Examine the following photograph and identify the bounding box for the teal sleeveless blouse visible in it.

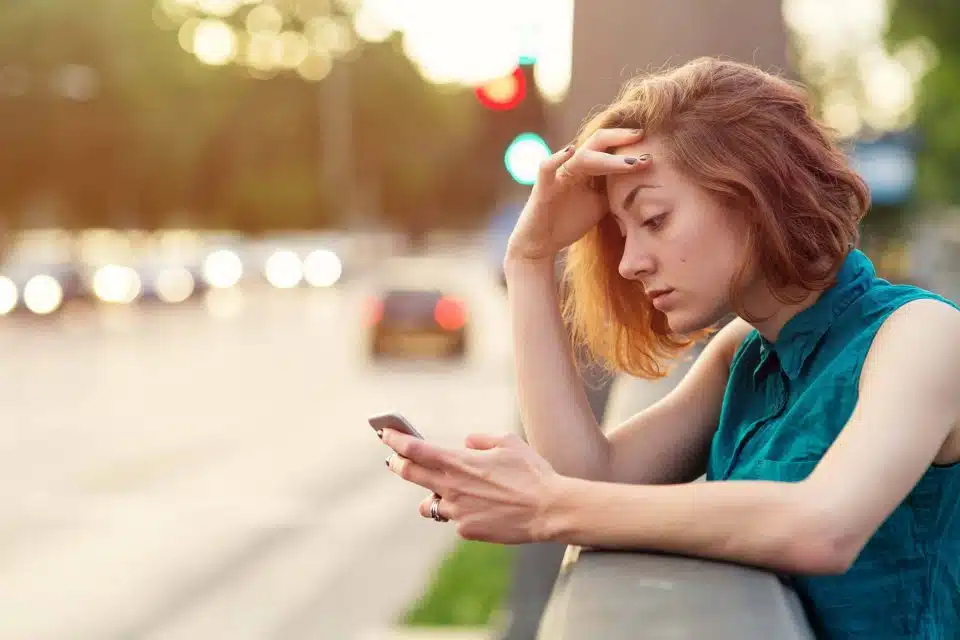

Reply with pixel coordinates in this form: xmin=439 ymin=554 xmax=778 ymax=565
xmin=706 ymin=249 xmax=959 ymax=639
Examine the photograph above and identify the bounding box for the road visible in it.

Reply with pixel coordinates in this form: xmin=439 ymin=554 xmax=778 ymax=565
xmin=0 ymin=253 xmax=516 ymax=640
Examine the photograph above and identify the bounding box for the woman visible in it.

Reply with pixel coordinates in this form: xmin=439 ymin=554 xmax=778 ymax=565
xmin=379 ymin=58 xmax=960 ymax=638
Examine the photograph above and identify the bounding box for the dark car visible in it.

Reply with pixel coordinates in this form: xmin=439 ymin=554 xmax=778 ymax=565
xmin=369 ymin=288 xmax=468 ymax=359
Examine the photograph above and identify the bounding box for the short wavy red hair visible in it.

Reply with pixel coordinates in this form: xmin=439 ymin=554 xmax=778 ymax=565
xmin=561 ymin=57 xmax=870 ymax=379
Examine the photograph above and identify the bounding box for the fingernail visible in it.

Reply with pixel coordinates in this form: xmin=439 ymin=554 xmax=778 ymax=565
xmin=376 ymin=429 xmax=383 ymax=439
xmin=385 ymin=457 xmax=391 ymax=468
xmin=638 ymin=153 xmax=651 ymax=162
xmin=564 ymin=144 xmax=575 ymax=153
xmin=624 ymin=157 xmax=638 ymax=165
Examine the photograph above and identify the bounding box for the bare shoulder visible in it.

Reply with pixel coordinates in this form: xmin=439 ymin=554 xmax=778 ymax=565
xmin=704 ymin=317 xmax=756 ymax=368
xmin=868 ymin=297 xmax=960 ymax=360
xmin=860 ymin=298 xmax=960 ymax=388
xmin=863 ymin=297 xmax=960 ymax=380
xmin=861 ymin=297 xmax=960 ymax=462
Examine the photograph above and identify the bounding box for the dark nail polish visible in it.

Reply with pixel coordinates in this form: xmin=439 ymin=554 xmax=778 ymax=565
xmin=376 ymin=429 xmax=383 ymax=439
xmin=565 ymin=144 xmax=574 ymax=152
xmin=385 ymin=458 xmax=390 ymax=467
xmin=624 ymin=157 xmax=638 ymax=165
xmin=638 ymin=153 xmax=652 ymax=161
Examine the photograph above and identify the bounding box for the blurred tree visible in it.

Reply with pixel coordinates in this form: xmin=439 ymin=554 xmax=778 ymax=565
xmin=0 ymin=0 xmax=490 ymax=233
xmin=886 ymin=0 xmax=960 ymax=207
xmin=350 ymin=37 xmax=483 ymax=233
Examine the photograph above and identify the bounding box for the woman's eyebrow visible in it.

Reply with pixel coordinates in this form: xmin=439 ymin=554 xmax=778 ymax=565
xmin=622 ymin=184 xmax=662 ymax=212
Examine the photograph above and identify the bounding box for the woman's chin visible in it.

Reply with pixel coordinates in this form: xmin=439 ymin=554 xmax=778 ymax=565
xmin=662 ymin=308 xmax=716 ymax=335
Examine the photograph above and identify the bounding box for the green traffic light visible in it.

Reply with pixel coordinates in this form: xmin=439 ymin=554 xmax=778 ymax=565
xmin=504 ymin=133 xmax=551 ymax=185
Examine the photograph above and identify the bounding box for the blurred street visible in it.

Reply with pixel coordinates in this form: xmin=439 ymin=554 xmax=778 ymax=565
xmin=0 ymin=248 xmax=514 ymax=640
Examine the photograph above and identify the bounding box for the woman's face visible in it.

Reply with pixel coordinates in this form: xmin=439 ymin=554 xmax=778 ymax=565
xmin=605 ymin=136 xmax=754 ymax=334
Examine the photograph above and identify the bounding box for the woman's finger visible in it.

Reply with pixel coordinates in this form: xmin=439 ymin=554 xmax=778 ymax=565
xmin=386 ymin=453 xmax=446 ymax=493
xmin=537 ymin=143 xmax=576 ymax=185
xmin=381 ymin=428 xmax=468 ymax=472
xmin=565 ymin=148 xmax=652 ymax=177
xmin=419 ymin=493 xmax=455 ymax=521
xmin=581 ymin=127 xmax=644 ymax=152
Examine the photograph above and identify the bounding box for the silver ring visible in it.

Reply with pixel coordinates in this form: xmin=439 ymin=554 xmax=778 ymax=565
xmin=430 ymin=495 xmax=449 ymax=522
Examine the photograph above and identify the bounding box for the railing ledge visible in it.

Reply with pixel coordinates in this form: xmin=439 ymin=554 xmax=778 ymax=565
xmin=537 ymin=545 xmax=815 ymax=640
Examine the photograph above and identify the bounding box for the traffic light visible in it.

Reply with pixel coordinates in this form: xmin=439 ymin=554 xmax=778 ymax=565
xmin=504 ymin=132 xmax=551 ymax=185
xmin=475 ymin=67 xmax=526 ymax=111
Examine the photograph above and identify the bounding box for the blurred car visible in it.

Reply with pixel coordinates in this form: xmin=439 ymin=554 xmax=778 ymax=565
xmin=368 ymin=289 xmax=469 ymax=359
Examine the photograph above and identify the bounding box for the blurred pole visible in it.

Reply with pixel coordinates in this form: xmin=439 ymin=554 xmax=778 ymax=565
xmin=320 ymin=60 xmax=356 ymax=225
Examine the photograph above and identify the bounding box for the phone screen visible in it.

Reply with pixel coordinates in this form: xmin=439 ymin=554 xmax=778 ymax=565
xmin=368 ymin=412 xmax=425 ymax=440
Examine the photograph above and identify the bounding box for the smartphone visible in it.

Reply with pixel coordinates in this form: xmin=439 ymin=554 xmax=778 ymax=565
xmin=368 ymin=411 xmax=425 ymax=440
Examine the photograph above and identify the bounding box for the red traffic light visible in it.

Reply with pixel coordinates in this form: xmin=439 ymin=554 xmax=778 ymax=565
xmin=475 ymin=67 xmax=526 ymax=111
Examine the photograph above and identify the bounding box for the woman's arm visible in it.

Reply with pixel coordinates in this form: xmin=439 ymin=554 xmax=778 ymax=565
xmin=507 ymin=250 xmax=750 ymax=484
xmin=540 ymin=299 xmax=960 ymax=575
xmin=604 ymin=318 xmax=752 ymax=484
xmin=504 ymin=254 xmax=611 ymax=480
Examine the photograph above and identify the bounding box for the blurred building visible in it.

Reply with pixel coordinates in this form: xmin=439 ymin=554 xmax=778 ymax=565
xmin=551 ymin=0 xmax=791 ymax=142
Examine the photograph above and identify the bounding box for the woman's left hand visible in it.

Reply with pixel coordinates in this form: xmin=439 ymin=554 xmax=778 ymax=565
xmin=380 ymin=429 xmax=562 ymax=544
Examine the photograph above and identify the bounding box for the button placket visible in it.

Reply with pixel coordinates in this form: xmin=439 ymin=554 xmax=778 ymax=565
xmin=721 ymin=362 xmax=790 ymax=480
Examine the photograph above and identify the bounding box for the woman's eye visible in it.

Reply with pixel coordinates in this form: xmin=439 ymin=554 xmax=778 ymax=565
xmin=644 ymin=212 xmax=668 ymax=230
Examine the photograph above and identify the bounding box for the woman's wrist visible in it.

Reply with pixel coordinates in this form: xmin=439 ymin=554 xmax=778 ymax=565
xmin=535 ymin=473 xmax=581 ymax=543
xmin=503 ymin=248 xmax=557 ymax=280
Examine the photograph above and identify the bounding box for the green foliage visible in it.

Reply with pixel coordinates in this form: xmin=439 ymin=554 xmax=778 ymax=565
xmin=403 ymin=540 xmax=513 ymax=627
xmin=887 ymin=1 xmax=960 ymax=206
xmin=0 ymin=1 xmax=498 ymax=231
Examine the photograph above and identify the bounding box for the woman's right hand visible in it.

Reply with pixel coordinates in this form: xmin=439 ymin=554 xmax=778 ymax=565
xmin=505 ymin=128 xmax=651 ymax=263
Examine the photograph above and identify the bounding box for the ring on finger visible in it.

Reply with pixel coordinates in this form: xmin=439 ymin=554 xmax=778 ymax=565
xmin=558 ymin=162 xmax=577 ymax=179
xmin=430 ymin=494 xmax=449 ymax=523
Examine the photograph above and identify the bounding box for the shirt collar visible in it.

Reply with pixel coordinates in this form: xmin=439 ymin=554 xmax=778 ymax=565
xmin=753 ymin=249 xmax=874 ymax=382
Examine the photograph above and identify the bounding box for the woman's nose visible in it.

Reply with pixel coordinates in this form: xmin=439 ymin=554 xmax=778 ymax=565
xmin=618 ymin=252 xmax=655 ymax=281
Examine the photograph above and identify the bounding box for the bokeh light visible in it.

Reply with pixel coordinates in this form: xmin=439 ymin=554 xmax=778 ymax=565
xmin=203 ymin=249 xmax=244 ymax=289
xmin=193 ymin=20 xmax=238 ymax=66
xmin=161 ymin=0 xmax=575 ymax=96
xmin=23 ymin=275 xmax=63 ymax=315
xmin=197 ymin=0 xmax=242 ymax=18
xmin=246 ymin=4 xmax=283 ymax=35
xmin=296 ymin=53 xmax=333 ymax=81
xmin=93 ymin=265 xmax=142 ymax=304
xmin=305 ymin=16 xmax=354 ymax=57
xmin=504 ymin=133 xmax=551 ymax=185
xmin=264 ymin=251 xmax=304 ymax=288
xmin=246 ymin=32 xmax=285 ymax=71
xmin=279 ymin=31 xmax=311 ymax=69
xmin=155 ymin=267 xmax=196 ymax=303
xmin=0 ymin=276 xmax=18 ymax=315
xmin=303 ymin=249 xmax=343 ymax=287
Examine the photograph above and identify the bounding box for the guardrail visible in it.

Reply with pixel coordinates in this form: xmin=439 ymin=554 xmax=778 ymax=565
xmin=534 ymin=347 xmax=816 ymax=639
xmin=537 ymin=545 xmax=814 ymax=639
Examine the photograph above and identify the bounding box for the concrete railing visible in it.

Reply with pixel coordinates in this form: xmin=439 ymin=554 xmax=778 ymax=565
xmin=537 ymin=546 xmax=815 ymax=639
xmin=534 ymin=350 xmax=816 ymax=639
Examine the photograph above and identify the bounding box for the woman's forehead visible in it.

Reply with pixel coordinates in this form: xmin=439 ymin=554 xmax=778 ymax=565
xmin=605 ymin=136 xmax=674 ymax=202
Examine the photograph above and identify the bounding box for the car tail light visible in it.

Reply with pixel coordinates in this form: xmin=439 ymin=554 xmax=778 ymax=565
xmin=367 ymin=297 xmax=384 ymax=325
xmin=434 ymin=296 xmax=466 ymax=331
